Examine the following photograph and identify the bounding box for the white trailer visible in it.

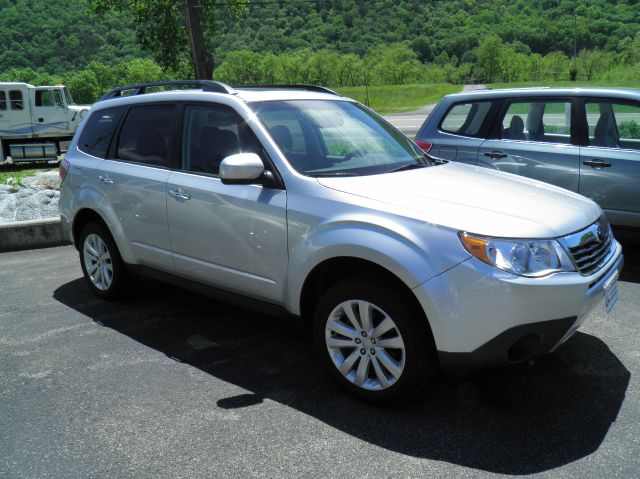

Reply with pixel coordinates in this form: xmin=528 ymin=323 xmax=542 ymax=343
xmin=0 ymin=82 xmax=89 ymax=164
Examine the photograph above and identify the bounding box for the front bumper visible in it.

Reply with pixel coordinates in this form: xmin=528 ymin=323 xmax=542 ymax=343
xmin=413 ymin=241 xmax=623 ymax=370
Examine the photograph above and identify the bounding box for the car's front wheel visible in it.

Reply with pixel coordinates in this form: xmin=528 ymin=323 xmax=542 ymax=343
xmin=313 ymin=275 xmax=438 ymax=404
xmin=79 ymin=220 xmax=130 ymax=300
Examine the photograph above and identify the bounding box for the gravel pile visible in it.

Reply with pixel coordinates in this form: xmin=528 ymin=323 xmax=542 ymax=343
xmin=0 ymin=171 xmax=61 ymax=223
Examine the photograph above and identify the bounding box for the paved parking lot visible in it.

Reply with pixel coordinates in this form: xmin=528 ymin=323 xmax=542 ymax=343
xmin=1 ymin=243 xmax=639 ymax=478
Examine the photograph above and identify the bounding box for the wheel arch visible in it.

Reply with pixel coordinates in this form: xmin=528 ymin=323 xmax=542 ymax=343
xmin=298 ymin=256 xmax=436 ymax=346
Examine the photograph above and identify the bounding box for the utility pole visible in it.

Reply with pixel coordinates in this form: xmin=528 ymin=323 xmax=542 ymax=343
xmin=183 ymin=0 xmax=214 ymax=80
xmin=570 ymin=12 xmax=577 ymax=81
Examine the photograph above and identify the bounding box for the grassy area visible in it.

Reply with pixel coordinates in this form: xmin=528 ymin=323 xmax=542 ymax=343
xmin=489 ymin=80 xmax=640 ymax=89
xmin=0 ymin=166 xmax=55 ymax=186
xmin=335 ymin=84 xmax=462 ymax=114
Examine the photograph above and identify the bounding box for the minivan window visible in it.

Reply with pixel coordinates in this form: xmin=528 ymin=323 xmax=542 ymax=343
xmin=181 ymin=104 xmax=261 ymax=175
xmin=586 ymin=101 xmax=640 ymax=150
xmin=0 ymin=91 xmax=6 ymax=110
xmin=78 ymin=106 xmax=125 ymax=158
xmin=501 ymin=101 xmax=571 ymax=143
xmin=117 ymin=104 xmax=176 ymax=167
xmin=440 ymin=101 xmax=492 ymax=137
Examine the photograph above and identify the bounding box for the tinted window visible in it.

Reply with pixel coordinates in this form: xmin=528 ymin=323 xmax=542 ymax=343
xmin=78 ymin=107 xmax=124 ymax=158
xmin=0 ymin=92 xmax=6 ymax=110
xmin=182 ymin=104 xmax=261 ymax=175
xmin=117 ymin=104 xmax=176 ymax=167
xmin=586 ymin=101 xmax=640 ymax=150
xmin=440 ymin=101 xmax=492 ymax=137
xmin=502 ymin=100 xmax=571 ymax=143
xmin=9 ymin=90 xmax=23 ymax=110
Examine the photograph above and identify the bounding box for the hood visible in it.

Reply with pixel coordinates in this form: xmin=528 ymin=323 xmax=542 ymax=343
xmin=317 ymin=162 xmax=600 ymax=238
xmin=68 ymin=104 xmax=91 ymax=112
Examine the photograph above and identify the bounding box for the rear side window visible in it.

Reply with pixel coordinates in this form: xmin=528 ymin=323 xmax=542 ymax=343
xmin=501 ymin=100 xmax=571 ymax=144
xmin=0 ymin=91 xmax=6 ymax=110
xmin=9 ymin=90 xmax=23 ymax=110
xmin=117 ymin=104 xmax=176 ymax=167
xmin=440 ymin=101 xmax=492 ymax=137
xmin=78 ymin=107 xmax=124 ymax=158
xmin=586 ymin=100 xmax=640 ymax=150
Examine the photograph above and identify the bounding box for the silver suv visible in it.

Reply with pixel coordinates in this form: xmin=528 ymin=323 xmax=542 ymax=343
xmin=59 ymin=81 xmax=623 ymax=403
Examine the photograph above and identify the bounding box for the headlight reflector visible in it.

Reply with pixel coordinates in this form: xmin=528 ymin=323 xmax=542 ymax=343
xmin=459 ymin=232 xmax=575 ymax=277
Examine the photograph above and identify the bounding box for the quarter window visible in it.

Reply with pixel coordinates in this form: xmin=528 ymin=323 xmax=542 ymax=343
xmin=440 ymin=101 xmax=492 ymax=137
xmin=181 ymin=104 xmax=261 ymax=175
xmin=586 ymin=101 xmax=640 ymax=150
xmin=78 ymin=106 xmax=125 ymax=158
xmin=501 ymin=101 xmax=571 ymax=143
xmin=0 ymin=92 xmax=6 ymax=110
xmin=9 ymin=90 xmax=23 ymax=110
xmin=117 ymin=104 xmax=176 ymax=167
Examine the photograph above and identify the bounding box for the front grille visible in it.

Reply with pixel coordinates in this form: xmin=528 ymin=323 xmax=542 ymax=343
xmin=563 ymin=218 xmax=614 ymax=276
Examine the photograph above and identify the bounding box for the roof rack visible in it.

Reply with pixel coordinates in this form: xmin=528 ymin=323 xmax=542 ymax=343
xmin=236 ymin=84 xmax=341 ymax=96
xmin=98 ymin=80 xmax=236 ymax=101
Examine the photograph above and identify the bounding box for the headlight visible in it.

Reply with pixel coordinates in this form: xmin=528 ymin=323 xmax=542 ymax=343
xmin=459 ymin=232 xmax=575 ymax=277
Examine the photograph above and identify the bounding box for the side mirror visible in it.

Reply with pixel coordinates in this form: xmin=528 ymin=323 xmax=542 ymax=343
xmin=219 ymin=153 xmax=265 ymax=184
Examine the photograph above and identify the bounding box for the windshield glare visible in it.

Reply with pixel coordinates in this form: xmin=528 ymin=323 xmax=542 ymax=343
xmin=253 ymin=100 xmax=429 ymax=176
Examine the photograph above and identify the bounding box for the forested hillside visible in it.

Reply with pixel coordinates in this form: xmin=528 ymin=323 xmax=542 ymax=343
xmin=215 ymin=0 xmax=640 ymax=61
xmin=1 ymin=0 xmax=639 ymax=102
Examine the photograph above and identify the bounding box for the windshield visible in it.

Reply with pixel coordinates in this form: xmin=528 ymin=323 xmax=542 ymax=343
xmin=62 ymin=87 xmax=75 ymax=105
xmin=253 ymin=100 xmax=431 ymax=176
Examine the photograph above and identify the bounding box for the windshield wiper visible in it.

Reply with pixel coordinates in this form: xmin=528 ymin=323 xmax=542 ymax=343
xmin=310 ymin=171 xmax=360 ymax=177
xmin=385 ymin=163 xmax=428 ymax=174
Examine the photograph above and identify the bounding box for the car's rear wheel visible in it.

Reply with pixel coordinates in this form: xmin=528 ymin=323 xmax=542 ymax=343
xmin=79 ymin=221 xmax=130 ymax=300
xmin=313 ymin=275 xmax=438 ymax=404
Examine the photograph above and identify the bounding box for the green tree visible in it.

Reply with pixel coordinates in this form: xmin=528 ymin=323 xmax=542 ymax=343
xmin=66 ymin=70 xmax=100 ymax=103
xmin=88 ymin=0 xmax=246 ymax=79
xmin=476 ymin=35 xmax=503 ymax=82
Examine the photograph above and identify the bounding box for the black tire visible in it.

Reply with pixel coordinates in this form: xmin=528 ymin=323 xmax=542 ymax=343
xmin=78 ymin=220 xmax=131 ymax=300
xmin=312 ymin=274 xmax=438 ymax=404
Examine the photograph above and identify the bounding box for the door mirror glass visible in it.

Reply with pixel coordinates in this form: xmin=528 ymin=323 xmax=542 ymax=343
xmin=219 ymin=153 xmax=264 ymax=183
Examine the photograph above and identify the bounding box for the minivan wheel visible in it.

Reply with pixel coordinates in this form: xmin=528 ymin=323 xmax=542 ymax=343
xmin=79 ymin=221 xmax=130 ymax=300
xmin=313 ymin=275 xmax=437 ymax=404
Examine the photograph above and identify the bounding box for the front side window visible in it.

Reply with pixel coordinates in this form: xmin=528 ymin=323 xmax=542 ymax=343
xmin=253 ymin=100 xmax=429 ymax=176
xmin=440 ymin=101 xmax=492 ymax=137
xmin=9 ymin=90 xmax=23 ymax=110
xmin=181 ymin=104 xmax=261 ymax=175
xmin=117 ymin=104 xmax=176 ymax=167
xmin=36 ymin=90 xmax=53 ymax=107
xmin=78 ymin=106 xmax=125 ymax=158
xmin=586 ymin=100 xmax=640 ymax=150
xmin=501 ymin=100 xmax=571 ymax=143
xmin=0 ymin=92 xmax=6 ymax=110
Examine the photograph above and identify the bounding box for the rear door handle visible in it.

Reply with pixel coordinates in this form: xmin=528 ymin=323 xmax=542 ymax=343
xmin=168 ymin=189 xmax=192 ymax=201
xmin=583 ymin=159 xmax=612 ymax=169
xmin=98 ymin=175 xmax=114 ymax=184
xmin=484 ymin=151 xmax=508 ymax=159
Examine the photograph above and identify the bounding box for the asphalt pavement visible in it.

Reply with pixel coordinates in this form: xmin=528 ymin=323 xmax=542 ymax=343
xmin=1 ymin=243 xmax=639 ymax=478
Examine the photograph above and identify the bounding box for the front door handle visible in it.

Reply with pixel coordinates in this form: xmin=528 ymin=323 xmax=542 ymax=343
xmin=583 ymin=159 xmax=612 ymax=169
xmin=168 ymin=189 xmax=192 ymax=201
xmin=484 ymin=151 xmax=508 ymax=159
xmin=98 ymin=175 xmax=114 ymax=184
